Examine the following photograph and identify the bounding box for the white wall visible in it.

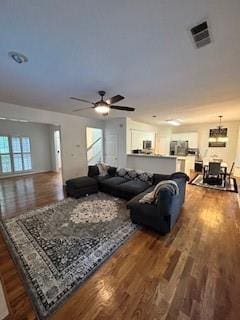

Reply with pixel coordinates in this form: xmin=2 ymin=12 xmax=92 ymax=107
xmin=0 ymin=119 xmax=54 ymax=175
xmin=126 ymin=118 xmax=159 ymax=153
xmin=126 ymin=119 xmax=173 ymax=156
xmin=0 ymin=101 xmax=104 ymax=182
xmin=172 ymin=121 xmax=240 ymax=168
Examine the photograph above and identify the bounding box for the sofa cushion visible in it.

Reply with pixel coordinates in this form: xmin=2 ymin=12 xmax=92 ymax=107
xmin=66 ymin=176 xmax=97 ymax=189
xmin=94 ymin=175 xmax=112 ymax=183
xmin=116 ymin=180 xmax=150 ymax=196
xmin=100 ymin=176 xmax=130 ymax=187
xmin=127 ymin=186 xmax=154 ymax=209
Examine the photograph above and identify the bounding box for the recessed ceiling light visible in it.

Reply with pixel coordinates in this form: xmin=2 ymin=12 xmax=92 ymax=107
xmin=9 ymin=118 xmax=29 ymax=122
xmin=166 ymin=119 xmax=182 ymax=126
xmin=8 ymin=51 xmax=28 ymax=64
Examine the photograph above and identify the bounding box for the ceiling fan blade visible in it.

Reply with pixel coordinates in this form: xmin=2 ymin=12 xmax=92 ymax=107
xmin=110 ymin=105 xmax=135 ymax=112
xmin=107 ymin=95 xmax=124 ymax=105
xmin=72 ymin=106 xmax=94 ymax=112
xmin=70 ymin=97 xmax=95 ymax=105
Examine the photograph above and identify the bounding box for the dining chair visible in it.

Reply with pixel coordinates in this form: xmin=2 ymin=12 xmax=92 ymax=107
xmin=209 ymin=162 xmax=221 ymax=175
xmin=224 ymin=162 xmax=235 ymax=184
xmin=203 ymin=162 xmax=222 ymax=185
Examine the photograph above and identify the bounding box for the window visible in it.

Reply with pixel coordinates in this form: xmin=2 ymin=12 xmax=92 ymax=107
xmin=0 ymin=136 xmax=32 ymax=174
xmin=0 ymin=136 xmax=12 ymax=173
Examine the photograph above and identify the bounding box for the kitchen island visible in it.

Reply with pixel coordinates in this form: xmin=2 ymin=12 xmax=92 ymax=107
xmin=127 ymin=154 xmax=177 ymax=174
xmin=177 ymin=155 xmax=196 ymax=176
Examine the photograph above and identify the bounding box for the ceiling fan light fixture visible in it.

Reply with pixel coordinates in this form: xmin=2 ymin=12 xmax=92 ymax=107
xmin=95 ymin=103 xmax=110 ymax=114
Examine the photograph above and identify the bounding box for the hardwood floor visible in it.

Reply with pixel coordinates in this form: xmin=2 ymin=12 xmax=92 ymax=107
xmin=0 ymin=172 xmax=240 ymax=320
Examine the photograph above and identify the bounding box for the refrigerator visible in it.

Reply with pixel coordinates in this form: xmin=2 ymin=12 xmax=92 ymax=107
xmin=170 ymin=140 xmax=188 ymax=156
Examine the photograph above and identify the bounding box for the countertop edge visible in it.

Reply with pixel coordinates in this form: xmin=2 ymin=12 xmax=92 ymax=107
xmin=127 ymin=154 xmax=177 ymax=159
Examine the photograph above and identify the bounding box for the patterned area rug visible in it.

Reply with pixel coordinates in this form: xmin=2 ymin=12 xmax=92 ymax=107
xmin=0 ymin=193 xmax=137 ymax=319
xmin=189 ymin=174 xmax=238 ymax=193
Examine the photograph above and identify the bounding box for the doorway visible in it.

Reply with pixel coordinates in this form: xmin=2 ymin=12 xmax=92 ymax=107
xmin=54 ymin=130 xmax=62 ymax=172
xmin=86 ymin=127 xmax=103 ymax=165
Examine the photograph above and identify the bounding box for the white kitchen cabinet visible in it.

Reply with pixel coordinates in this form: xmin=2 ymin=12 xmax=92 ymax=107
xmin=171 ymin=132 xmax=198 ymax=148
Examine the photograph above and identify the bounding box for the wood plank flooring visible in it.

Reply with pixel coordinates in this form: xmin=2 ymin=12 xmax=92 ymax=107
xmin=0 ymin=172 xmax=240 ymax=320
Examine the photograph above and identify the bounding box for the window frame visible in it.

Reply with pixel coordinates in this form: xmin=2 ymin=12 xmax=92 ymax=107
xmin=0 ymin=136 xmax=12 ymax=173
xmin=0 ymin=135 xmax=33 ymax=175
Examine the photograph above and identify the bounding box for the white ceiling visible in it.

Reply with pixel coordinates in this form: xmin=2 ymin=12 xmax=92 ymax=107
xmin=0 ymin=0 xmax=240 ymax=125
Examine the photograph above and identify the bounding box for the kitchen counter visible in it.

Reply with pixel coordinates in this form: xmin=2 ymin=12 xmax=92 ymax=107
xmin=177 ymin=155 xmax=196 ymax=175
xmin=127 ymin=153 xmax=177 ymax=159
xmin=127 ymin=154 xmax=177 ymax=174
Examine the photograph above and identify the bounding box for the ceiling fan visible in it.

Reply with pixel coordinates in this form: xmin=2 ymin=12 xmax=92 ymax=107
xmin=70 ymin=91 xmax=135 ymax=116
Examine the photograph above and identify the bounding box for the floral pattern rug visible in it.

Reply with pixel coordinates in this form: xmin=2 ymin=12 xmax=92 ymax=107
xmin=0 ymin=193 xmax=137 ymax=319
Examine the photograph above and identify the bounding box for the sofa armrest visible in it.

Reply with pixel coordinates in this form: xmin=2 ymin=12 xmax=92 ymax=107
xmin=152 ymin=173 xmax=171 ymax=185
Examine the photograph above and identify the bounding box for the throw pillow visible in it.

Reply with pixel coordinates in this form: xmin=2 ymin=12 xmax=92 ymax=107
xmin=117 ymin=168 xmax=127 ymax=177
xmin=127 ymin=170 xmax=137 ymax=179
xmin=97 ymin=163 xmax=110 ymax=176
xmin=108 ymin=166 xmax=117 ymax=176
xmin=136 ymin=170 xmax=153 ymax=184
xmin=88 ymin=165 xmax=100 ymax=177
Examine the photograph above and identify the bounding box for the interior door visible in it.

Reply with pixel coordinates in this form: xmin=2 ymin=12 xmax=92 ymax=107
xmin=54 ymin=130 xmax=62 ymax=172
xmin=104 ymin=131 xmax=118 ymax=166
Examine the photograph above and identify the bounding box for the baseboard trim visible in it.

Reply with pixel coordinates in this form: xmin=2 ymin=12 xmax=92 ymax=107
xmin=0 ymin=170 xmax=55 ymax=179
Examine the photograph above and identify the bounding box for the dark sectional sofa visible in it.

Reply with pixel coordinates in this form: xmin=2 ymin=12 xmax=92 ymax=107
xmin=66 ymin=165 xmax=189 ymax=234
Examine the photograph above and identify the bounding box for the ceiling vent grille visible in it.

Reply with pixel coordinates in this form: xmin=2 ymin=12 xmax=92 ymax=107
xmin=190 ymin=21 xmax=211 ymax=48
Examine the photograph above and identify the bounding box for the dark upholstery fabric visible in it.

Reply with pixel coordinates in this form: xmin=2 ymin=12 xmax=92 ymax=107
xmin=115 ymin=180 xmax=150 ymax=200
xmin=65 ymin=176 xmax=98 ymax=198
xmin=107 ymin=166 xmax=117 ymax=176
xmin=66 ymin=176 xmax=97 ymax=188
xmin=93 ymin=175 xmax=112 ymax=183
xmin=100 ymin=176 xmax=130 ymax=187
xmin=98 ymin=176 xmax=130 ymax=196
xmin=66 ymin=185 xmax=98 ymax=198
xmin=170 ymin=172 xmax=189 ymax=182
xmin=127 ymin=186 xmax=154 ymax=208
xmin=88 ymin=165 xmax=100 ymax=177
xmin=86 ymin=165 xmax=187 ymax=234
xmin=127 ymin=177 xmax=186 ymax=234
xmin=152 ymin=173 xmax=171 ymax=185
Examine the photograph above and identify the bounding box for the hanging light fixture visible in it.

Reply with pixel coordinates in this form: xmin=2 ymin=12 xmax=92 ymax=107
xmin=209 ymin=115 xmax=228 ymax=143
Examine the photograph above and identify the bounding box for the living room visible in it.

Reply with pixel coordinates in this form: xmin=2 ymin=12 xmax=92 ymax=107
xmin=0 ymin=1 xmax=240 ymax=320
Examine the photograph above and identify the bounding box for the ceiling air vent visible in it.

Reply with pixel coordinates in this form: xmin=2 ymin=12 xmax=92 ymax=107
xmin=190 ymin=21 xmax=211 ymax=48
